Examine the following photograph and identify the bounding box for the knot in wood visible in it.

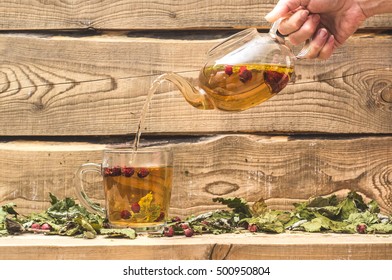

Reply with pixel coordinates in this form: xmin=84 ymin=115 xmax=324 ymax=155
xmin=380 ymin=86 xmax=392 ymax=103
xmin=204 ymin=181 xmax=239 ymax=195
xmin=371 ymin=78 xmax=392 ymax=102
xmin=168 ymin=11 xmax=177 ymax=18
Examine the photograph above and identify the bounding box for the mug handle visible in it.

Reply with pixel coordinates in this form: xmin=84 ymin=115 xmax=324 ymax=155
xmin=75 ymin=163 xmax=105 ymax=215
xmin=269 ymin=18 xmax=312 ymax=59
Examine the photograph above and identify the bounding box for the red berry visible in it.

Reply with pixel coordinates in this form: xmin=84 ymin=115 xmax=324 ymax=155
xmin=122 ymin=167 xmax=135 ymax=177
xmin=180 ymin=223 xmax=189 ymax=230
xmin=263 ymin=70 xmax=289 ymax=93
xmin=224 ymin=65 xmax=233 ymax=76
xmin=248 ymin=224 xmax=258 ymax=232
xmin=239 ymin=67 xmax=252 ymax=83
xmin=239 ymin=66 xmax=247 ymax=73
xmin=356 ymin=224 xmax=367 ymax=234
xmin=31 ymin=223 xmax=40 ymax=230
xmin=171 ymin=216 xmax=181 ymax=223
xmin=120 ymin=209 xmax=131 ymax=219
xmin=241 ymin=221 xmax=249 ymax=229
xmin=137 ymin=168 xmax=150 ymax=178
xmin=184 ymin=228 xmax=194 ymax=237
xmin=155 ymin=212 xmax=165 ymax=222
xmin=103 ymin=167 xmax=112 ymax=177
xmin=131 ymin=203 xmax=140 ymax=213
xmin=40 ymin=223 xmax=51 ymax=231
xmin=200 ymin=221 xmax=209 ymax=230
xmin=111 ymin=166 xmax=122 ymax=176
xmin=164 ymin=226 xmax=174 ymax=237
xmin=104 ymin=166 xmax=121 ymax=176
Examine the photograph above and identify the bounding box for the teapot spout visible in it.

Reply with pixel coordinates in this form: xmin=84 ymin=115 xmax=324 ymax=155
xmin=158 ymin=72 xmax=215 ymax=110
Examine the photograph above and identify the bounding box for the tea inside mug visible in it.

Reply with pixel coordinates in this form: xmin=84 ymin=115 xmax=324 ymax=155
xmin=101 ymin=149 xmax=173 ymax=231
xmin=103 ymin=165 xmax=173 ymax=229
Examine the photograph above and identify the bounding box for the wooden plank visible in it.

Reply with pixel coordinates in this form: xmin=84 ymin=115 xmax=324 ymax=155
xmin=0 ymin=141 xmax=106 ymax=214
xmin=0 ymin=0 xmax=391 ymax=31
xmin=0 ymin=33 xmax=392 ymax=135
xmin=1 ymin=233 xmax=392 ymax=260
xmin=1 ymin=135 xmax=391 ymax=217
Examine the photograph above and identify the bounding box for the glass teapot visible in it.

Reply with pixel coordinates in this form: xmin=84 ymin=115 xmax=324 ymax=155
xmin=159 ymin=20 xmax=310 ymax=111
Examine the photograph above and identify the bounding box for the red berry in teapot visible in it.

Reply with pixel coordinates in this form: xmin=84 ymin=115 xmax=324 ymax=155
xmin=224 ymin=65 xmax=233 ymax=76
xmin=263 ymin=70 xmax=289 ymax=94
xmin=239 ymin=66 xmax=252 ymax=83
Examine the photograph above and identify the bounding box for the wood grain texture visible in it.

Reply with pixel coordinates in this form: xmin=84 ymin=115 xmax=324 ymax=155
xmin=0 ymin=0 xmax=391 ymax=31
xmin=0 ymin=33 xmax=392 ymax=135
xmin=1 ymin=135 xmax=391 ymax=217
xmin=1 ymin=233 xmax=392 ymax=260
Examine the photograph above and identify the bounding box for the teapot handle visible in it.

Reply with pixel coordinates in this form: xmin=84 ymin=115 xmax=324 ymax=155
xmin=269 ymin=18 xmax=311 ymax=59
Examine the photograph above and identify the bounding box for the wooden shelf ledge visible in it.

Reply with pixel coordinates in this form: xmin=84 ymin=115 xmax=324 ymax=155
xmin=1 ymin=233 xmax=392 ymax=260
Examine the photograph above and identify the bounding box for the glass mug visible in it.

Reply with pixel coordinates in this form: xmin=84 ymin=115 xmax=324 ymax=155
xmin=75 ymin=148 xmax=173 ymax=232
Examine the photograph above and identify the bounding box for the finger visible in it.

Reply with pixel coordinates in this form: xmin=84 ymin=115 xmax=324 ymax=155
xmin=317 ymin=35 xmax=335 ymax=60
xmin=265 ymin=0 xmax=302 ymax=22
xmin=305 ymin=28 xmax=329 ymax=59
xmin=287 ymin=14 xmax=320 ymax=45
xmin=278 ymin=9 xmax=309 ymax=35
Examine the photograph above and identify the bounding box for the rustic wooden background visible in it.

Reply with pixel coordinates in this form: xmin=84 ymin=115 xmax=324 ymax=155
xmin=1 ymin=0 xmax=391 ymax=218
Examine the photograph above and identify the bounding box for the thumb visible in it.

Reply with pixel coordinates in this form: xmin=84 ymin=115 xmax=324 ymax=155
xmin=265 ymin=0 xmax=300 ymax=22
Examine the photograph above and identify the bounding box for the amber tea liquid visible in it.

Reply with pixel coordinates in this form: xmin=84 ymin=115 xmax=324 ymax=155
xmin=199 ymin=64 xmax=294 ymax=111
xmin=103 ymin=165 xmax=173 ymax=229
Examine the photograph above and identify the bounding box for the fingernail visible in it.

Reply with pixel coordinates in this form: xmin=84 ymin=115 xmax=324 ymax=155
xmin=312 ymin=14 xmax=320 ymax=23
xmin=265 ymin=12 xmax=273 ymax=21
xmin=301 ymin=10 xmax=309 ymax=20
xmin=317 ymin=28 xmax=328 ymax=39
xmin=328 ymin=35 xmax=336 ymax=50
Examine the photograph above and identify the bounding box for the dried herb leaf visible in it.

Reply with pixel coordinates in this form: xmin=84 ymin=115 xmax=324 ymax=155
xmin=367 ymin=223 xmax=392 ymax=234
xmin=251 ymin=198 xmax=268 ymax=216
xmin=212 ymin=197 xmax=252 ymax=217
xmin=307 ymin=195 xmax=338 ymax=207
xmin=5 ymin=218 xmax=24 ymax=234
xmin=1 ymin=191 xmax=391 ymax=238
xmin=101 ymin=228 xmax=136 ymax=239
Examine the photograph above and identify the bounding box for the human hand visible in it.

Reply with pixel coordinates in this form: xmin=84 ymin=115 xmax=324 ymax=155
xmin=265 ymin=0 xmax=368 ymax=59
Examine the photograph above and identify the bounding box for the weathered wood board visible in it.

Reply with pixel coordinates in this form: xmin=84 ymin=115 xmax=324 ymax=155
xmin=0 ymin=0 xmax=391 ymax=30
xmin=0 ymin=33 xmax=391 ymax=135
xmin=1 ymin=233 xmax=392 ymax=260
xmin=1 ymin=135 xmax=391 ymax=217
